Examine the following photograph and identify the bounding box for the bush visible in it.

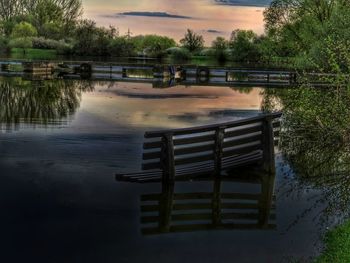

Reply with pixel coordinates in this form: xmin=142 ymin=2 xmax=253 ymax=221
xmin=32 ymin=37 xmax=69 ymax=50
xmin=131 ymin=35 xmax=176 ymax=57
xmin=167 ymin=47 xmax=192 ymax=61
xmin=11 ymin=22 xmax=37 ymax=38
xmin=0 ymin=36 xmax=9 ymax=53
xmin=108 ymin=37 xmax=136 ymax=57
xmin=8 ymin=37 xmax=33 ymax=49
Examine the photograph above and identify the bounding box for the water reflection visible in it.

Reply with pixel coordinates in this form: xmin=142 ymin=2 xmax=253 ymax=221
xmin=138 ymin=172 xmax=276 ymax=235
xmin=262 ymin=86 xmax=350 ymax=220
xmin=0 ymin=77 xmax=94 ymax=130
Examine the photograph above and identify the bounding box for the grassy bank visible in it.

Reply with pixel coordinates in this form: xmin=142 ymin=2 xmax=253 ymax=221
xmin=11 ymin=48 xmax=57 ymax=60
xmin=314 ymin=220 xmax=350 ymax=263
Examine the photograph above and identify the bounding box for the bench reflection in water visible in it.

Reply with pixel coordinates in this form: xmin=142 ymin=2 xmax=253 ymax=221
xmin=141 ymin=171 xmax=276 ymax=235
xmin=116 ymin=113 xmax=280 ymax=234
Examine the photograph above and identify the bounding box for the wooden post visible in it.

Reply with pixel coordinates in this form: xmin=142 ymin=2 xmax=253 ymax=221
xmin=122 ymin=68 xmax=127 ymax=78
xmin=262 ymin=116 xmax=275 ymax=174
xmin=161 ymin=133 xmax=175 ymax=185
xmin=159 ymin=181 xmax=174 ymax=233
xmin=214 ymin=126 xmax=225 ymax=177
xmin=258 ymin=173 xmax=275 ymax=228
xmin=211 ymin=178 xmax=222 ymax=226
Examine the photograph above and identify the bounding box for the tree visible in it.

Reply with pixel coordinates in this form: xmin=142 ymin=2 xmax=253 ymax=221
xmin=0 ymin=0 xmax=82 ymax=36
xmin=211 ymin=36 xmax=229 ymax=61
xmin=180 ymin=29 xmax=204 ymax=53
xmin=132 ymin=35 xmax=176 ymax=57
xmin=11 ymin=21 xmax=37 ymax=38
xmin=229 ymin=30 xmax=262 ymax=62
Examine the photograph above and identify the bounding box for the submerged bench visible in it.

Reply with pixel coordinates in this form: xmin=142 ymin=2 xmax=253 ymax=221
xmin=116 ymin=112 xmax=282 ymax=183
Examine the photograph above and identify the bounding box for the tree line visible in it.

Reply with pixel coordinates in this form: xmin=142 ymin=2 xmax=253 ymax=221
xmin=0 ymin=0 xmax=349 ymax=69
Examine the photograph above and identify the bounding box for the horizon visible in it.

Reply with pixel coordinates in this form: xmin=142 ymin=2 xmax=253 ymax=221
xmin=82 ymin=0 xmax=268 ymax=43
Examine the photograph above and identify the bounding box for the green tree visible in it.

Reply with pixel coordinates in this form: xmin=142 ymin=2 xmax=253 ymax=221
xmin=180 ymin=29 xmax=204 ymax=53
xmin=11 ymin=21 xmax=37 ymax=38
xmin=132 ymin=35 xmax=176 ymax=57
xmin=229 ymin=29 xmax=262 ymax=62
xmin=211 ymin=36 xmax=229 ymax=61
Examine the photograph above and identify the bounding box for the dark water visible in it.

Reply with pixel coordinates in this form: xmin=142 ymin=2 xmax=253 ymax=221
xmin=0 ymin=77 xmax=347 ymax=262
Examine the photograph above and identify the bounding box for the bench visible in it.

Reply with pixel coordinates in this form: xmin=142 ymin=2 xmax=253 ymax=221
xmin=116 ymin=112 xmax=282 ymax=184
xmin=140 ymin=172 xmax=276 ymax=235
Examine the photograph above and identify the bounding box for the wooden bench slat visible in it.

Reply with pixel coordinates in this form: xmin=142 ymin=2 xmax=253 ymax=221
xmin=224 ymin=124 xmax=262 ymax=138
xmin=223 ymin=134 xmax=262 ymax=149
xmin=174 ymin=143 xmax=214 ymax=156
xmin=174 ymin=134 xmax=215 ymax=146
xmin=144 ymin=112 xmax=282 ymax=138
xmin=223 ymin=143 xmax=262 ymax=158
xmin=175 ymin=153 xmax=214 ymax=166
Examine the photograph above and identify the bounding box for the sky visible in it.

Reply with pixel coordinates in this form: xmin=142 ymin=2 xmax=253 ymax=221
xmin=82 ymin=0 xmax=270 ymax=44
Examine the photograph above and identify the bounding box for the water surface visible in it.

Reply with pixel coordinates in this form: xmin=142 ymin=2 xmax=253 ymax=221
xmin=0 ymin=77 xmax=344 ymax=262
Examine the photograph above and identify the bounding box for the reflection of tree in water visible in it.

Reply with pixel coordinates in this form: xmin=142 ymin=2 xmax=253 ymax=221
xmin=230 ymin=87 xmax=254 ymax=94
xmin=262 ymin=84 xmax=350 ymax=222
xmin=0 ymin=77 xmax=94 ymax=130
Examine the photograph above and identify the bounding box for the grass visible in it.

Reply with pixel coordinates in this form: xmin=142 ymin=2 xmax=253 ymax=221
xmin=11 ymin=48 xmax=57 ymax=60
xmin=314 ymin=220 xmax=350 ymax=263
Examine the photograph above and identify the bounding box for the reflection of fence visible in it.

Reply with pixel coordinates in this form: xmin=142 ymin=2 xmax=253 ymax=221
xmin=0 ymin=60 xmax=343 ymax=87
xmin=140 ymin=173 xmax=276 ymax=235
xmin=116 ymin=113 xmax=281 ymax=184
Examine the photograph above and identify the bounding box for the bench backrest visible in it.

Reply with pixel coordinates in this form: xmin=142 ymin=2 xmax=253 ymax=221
xmin=142 ymin=112 xmax=282 ymax=181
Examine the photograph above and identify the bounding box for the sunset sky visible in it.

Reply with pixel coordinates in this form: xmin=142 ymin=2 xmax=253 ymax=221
xmin=82 ymin=0 xmax=270 ymax=44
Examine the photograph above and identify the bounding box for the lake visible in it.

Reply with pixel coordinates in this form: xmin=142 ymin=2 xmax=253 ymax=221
xmin=0 ymin=76 xmax=347 ymax=262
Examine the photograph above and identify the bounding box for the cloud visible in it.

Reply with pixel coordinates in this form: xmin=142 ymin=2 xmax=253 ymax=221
xmin=214 ymin=0 xmax=271 ymax=7
xmin=118 ymin=11 xmax=193 ymax=19
xmin=205 ymin=29 xmax=223 ymax=34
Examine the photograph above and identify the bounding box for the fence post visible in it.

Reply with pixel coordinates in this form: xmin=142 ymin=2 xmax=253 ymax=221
xmin=214 ymin=126 xmax=225 ymax=177
xmin=161 ymin=133 xmax=175 ymax=185
xmin=262 ymin=116 xmax=275 ymax=174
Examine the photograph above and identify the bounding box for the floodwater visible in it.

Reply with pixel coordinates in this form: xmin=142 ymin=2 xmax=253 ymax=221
xmin=0 ymin=76 xmax=347 ymax=262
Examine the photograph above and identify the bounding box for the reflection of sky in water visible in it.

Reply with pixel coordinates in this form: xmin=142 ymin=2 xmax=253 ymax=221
xmin=83 ymin=0 xmax=265 ymax=43
xmin=77 ymin=82 xmax=263 ymax=132
xmin=0 ymin=80 xmax=335 ymax=262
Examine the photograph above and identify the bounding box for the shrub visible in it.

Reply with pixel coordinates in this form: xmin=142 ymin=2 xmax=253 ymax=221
xmin=108 ymin=37 xmax=136 ymax=57
xmin=11 ymin=22 xmax=37 ymax=38
xmin=8 ymin=37 xmax=33 ymax=49
xmin=167 ymin=47 xmax=192 ymax=61
xmin=0 ymin=36 xmax=9 ymax=53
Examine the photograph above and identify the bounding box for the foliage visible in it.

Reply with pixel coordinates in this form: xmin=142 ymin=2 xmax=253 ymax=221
xmin=32 ymin=37 xmax=71 ymax=51
xmin=0 ymin=36 xmax=9 ymax=53
xmin=11 ymin=48 xmax=57 ymax=59
xmin=11 ymin=22 xmax=37 ymax=38
xmin=263 ymin=0 xmax=350 ymax=67
xmin=132 ymin=35 xmax=176 ymax=57
xmin=229 ymin=29 xmax=262 ymax=62
xmin=167 ymin=47 xmax=192 ymax=61
xmin=180 ymin=29 xmax=204 ymax=53
xmin=314 ymin=220 xmax=350 ymax=263
xmin=8 ymin=37 xmax=33 ymax=49
xmin=211 ymin=36 xmax=229 ymax=61
xmin=108 ymin=37 xmax=136 ymax=57
xmin=72 ymin=19 xmax=116 ymax=56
